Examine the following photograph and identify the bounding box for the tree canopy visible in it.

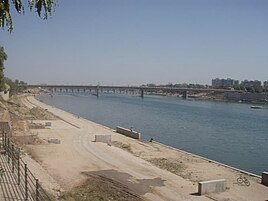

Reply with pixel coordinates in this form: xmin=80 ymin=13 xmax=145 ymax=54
xmin=0 ymin=0 xmax=56 ymax=32
xmin=0 ymin=46 xmax=7 ymax=91
xmin=4 ymin=77 xmax=27 ymax=95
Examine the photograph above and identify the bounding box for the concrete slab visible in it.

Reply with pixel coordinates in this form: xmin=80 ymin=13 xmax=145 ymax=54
xmin=48 ymin=138 xmax=61 ymax=144
xmin=198 ymin=179 xmax=226 ymax=195
xmin=116 ymin=126 xmax=141 ymax=140
xmin=262 ymin=172 xmax=268 ymax=186
xmin=45 ymin=122 xmax=52 ymax=127
xmin=95 ymin=135 xmax=111 ymax=143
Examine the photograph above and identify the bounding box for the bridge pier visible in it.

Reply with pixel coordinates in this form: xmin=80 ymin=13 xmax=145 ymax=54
xmin=96 ymin=86 xmax=99 ymax=97
xmin=182 ymin=90 xmax=187 ymax=99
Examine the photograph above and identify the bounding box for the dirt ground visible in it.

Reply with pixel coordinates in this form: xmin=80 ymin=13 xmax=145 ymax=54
xmin=3 ymin=94 xmax=268 ymax=201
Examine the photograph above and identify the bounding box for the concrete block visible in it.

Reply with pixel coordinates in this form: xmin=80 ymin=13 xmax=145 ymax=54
xmin=95 ymin=135 xmax=111 ymax=143
xmin=262 ymin=172 xmax=268 ymax=186
xmin=48 ymin=138 xmax=61 ymax=144
xmin=45 ymin=122 xmax=52 ymax=126
xmin=198 ymin=179 xmax=226 ymax=195
xmin=116 ymin=126 xmax=141 ymax=140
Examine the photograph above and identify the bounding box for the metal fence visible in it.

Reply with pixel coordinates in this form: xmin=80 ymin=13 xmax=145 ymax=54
xmin=0 ymin=130 xmax=53 ymax=201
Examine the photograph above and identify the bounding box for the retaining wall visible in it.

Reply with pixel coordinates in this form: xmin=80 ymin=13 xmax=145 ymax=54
xmin=224 ymin=91 xmax=268 ymax=101
xmin=116 ymin=126 xmax=141 ymax=140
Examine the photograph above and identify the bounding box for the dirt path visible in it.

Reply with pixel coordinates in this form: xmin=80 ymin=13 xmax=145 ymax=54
xmin=21 ymin=96 xmax=268 ymax=201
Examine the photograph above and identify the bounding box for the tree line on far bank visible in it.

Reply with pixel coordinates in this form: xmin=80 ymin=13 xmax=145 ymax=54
xmin=143 ymin=83 xmax=268 ymax=93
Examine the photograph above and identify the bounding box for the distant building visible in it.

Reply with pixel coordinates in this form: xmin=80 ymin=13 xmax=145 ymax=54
xmin=241 ymin=80 xmax=262 ymax=88
xmin=212 ymin=78 xmax=239 ymax=88
xmin=264 ymin=81 xmax=268 ymax=87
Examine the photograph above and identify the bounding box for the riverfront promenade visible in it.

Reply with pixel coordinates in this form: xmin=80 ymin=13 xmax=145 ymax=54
xmin=15 ymin=95 xmax=268 ymax=200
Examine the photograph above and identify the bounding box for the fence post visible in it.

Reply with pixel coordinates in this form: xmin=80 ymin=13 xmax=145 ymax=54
xmin=7 ymin=138 xmax=10 ymax=163
xmin=4 ymin=132 xmax=6 ymax=150
xmin=25 ymin=164 xmax=28 ymax=201
xmin=0 ymin=129 xmax=3 ymax=150
xmin=12 ymin=144 xmax=14 ymax=173
xmin=36 ymin=179 xmax=39 ymax=201
xmin=18 ymin=155 xmax=20 ymax=185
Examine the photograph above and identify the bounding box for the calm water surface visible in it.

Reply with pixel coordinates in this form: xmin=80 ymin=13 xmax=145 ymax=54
xmin=37 ymin=93 xmax=268 ymax=175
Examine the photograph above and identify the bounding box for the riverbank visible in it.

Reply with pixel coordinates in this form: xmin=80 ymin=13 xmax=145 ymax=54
xmin=5 ymin=94 xmax=268 ymax=200
xmin=146 ymin=91 xmax=268 ymax=105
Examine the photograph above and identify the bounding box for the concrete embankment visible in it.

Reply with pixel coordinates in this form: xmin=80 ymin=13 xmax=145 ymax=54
xmin=154 ymin=141 xmax=261 ymax=178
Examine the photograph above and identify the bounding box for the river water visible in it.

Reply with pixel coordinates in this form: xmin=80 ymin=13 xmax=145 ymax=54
xmin=37 ymin=93 xmax=268 ymax=175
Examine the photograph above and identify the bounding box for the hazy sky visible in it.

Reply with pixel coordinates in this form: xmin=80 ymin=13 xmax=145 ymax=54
xmin=0 ymin=0 xmax=268 ymax=85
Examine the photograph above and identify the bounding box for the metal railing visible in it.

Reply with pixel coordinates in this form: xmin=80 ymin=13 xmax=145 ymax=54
xmin=1 ymin=130 xmax=53 ymax=201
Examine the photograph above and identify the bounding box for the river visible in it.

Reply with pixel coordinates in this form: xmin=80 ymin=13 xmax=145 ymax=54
xmin=37 ymin=92 xmax=268 ymax=175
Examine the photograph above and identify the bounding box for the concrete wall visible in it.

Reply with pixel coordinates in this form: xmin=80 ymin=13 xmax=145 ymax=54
xmin=224 ymin=91 xmax=268 ymax=101
xmin=198 ymin=179 xmax=226 ymax=195
xmin=0 ymin=91 xmax=9 ymax=101
xmin=48 ymin=138 xmax=61 ymax=144
xmin=95 ymin=135 xmax=111 ymax=143
xmin=45 ymin=122 xmax=52 ymax=127
xmin=224 ymin=91 xmax=242 ymax=100
xmin=262 ymin=172 xmax=268 ymax=186
xmin=116 ymin=126 xmax=141 ymax=140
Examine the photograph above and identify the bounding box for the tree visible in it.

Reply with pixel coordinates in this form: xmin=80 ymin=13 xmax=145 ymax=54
xmin=4 ymin=77 xmax=27 ymax=95
xmin=0 ymin=46 xmax=7 ymax=91
xmin=0 ymin=0 xmax=56 ymax=32
xmin=254 ymin=86 xmax=264 ymax=93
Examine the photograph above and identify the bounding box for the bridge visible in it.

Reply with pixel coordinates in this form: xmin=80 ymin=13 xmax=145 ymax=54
xmin=28 ymin=85 xmax=240 ymax=99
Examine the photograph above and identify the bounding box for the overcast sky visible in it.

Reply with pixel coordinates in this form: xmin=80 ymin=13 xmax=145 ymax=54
xmin=0 ymin=0 xmax=268 ymax=85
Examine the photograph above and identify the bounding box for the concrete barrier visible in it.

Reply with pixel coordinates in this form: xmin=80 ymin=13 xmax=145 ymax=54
xmin=198 ymin=179 xmax=226 ymax=195
xmin=262 ymin=172 xmax=268 ymax=186
xmin=45 ymin=122 xmax=52 ymax=127
xmin=116 ymin=126 xmax=141 ymax=140
xmin=48 ymin=138 xmax=61 ymax=144
xmin=95 ymin=135 xmax=111 ymax=143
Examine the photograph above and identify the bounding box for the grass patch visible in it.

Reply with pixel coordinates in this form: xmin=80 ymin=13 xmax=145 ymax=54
xmin=59 ymin=174 xmax=143 ymax=201
xmin=148 ymin=158 xmax=185 ymax=175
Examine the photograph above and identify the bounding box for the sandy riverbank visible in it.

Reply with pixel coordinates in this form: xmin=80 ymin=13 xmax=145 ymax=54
xmin=15 ymin=95 xmax=268 ymax=200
